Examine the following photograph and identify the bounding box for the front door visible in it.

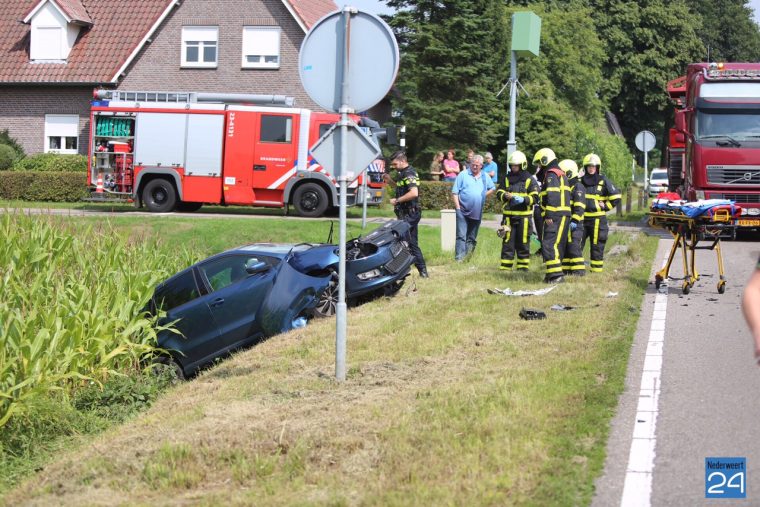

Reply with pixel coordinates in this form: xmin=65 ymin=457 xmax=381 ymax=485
xmin=251 ymin=113 xmax=298 ymax=202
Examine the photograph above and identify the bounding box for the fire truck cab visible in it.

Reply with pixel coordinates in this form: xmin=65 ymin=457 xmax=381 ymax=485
xmin=88 ymin=90 xmax=388 ymax=217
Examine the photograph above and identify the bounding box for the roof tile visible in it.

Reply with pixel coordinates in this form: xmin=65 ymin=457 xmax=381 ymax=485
xmin=286 ymin=0 xmax=338 ymax=29
xmin=55 ymin=0 xmax=93 ymax=24
xmin=1 ymin=0 xmax=175 ymax=84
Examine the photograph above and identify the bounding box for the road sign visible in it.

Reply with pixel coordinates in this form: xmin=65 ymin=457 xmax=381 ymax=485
xmin=299 ymin=10 xmax=399 ymax=113
xmin=298 ymin=7 xmax=399 ymax=382
xmin=635 ymin=130 xmax=656 ymax=152
xmin=310 ymin=121 xmax=380 ymax=180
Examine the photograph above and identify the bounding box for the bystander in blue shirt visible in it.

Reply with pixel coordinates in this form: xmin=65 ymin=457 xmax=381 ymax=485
xmin=483 ymin=152 xmax=498 ymax=185
xmin=453 ymin=167 xmax=495 ymax=220
xmin=452 ymin=156 xmax=495 ymax=261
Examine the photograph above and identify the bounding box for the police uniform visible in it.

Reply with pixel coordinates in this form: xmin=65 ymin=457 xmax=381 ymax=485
xmin=562 ymin=176 xmax=587 ymax=275
xmin=581 ymin=172 xmax=621 ymax=273
xmin=497 ymin=171 xmax=539 ymax=270
xmin=539 ymin=161 xmax=572 ymax=281
xmin=394 ymin=165 xmax=428 ymax=276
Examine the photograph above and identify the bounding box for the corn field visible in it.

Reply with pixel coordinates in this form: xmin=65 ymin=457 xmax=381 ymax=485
xmin=0 ymin=211 xmax=196 ymax=428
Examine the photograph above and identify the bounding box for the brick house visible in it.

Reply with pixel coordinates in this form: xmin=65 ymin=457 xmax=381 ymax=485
xmin=0 ymin=0 xmax=339 ymax=156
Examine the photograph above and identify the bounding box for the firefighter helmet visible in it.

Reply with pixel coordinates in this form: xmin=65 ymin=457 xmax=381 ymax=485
xmin=558 ymin=159 xmax=579 ymax=180
xmin=582 ymin=153 xmax=602 ymax=169
xmin=507 ymin=150 xmax=528 ymax=170
xmin=532 ymin=148 xmax=557 ymax=167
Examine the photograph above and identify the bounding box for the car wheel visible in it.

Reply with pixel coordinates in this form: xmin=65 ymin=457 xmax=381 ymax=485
xmin=143 ymin=179 xmax=177 ymax=213
xmin=293 ymin=183 xmax=329 ymax=218
xmin=151 ymin=356 xmax=186 ymax=381
xmin=313 ymin=277 xmax=337 ymax=318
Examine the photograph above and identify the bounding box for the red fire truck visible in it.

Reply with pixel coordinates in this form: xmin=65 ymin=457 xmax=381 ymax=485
xmin=666 ymin=62 xmax=760 ymax=227
xmin=87 ymin=89 xmax=389 ymax=217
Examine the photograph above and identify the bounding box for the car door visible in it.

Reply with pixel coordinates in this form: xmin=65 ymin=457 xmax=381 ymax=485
xmin=154 ymin=268 xmax=220 ymax=370
xmin=197 ymin=254 xmax=278 ymax=349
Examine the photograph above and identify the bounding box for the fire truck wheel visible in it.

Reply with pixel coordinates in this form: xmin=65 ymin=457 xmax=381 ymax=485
xmin=143 ymin=179 xmax=177 ymax=213
xmin=293 ymin=183 xmax=329 ymax=218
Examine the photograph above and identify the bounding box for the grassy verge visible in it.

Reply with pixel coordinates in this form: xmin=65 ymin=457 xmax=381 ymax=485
xmin=0 ymin=200 xmax=447 ymax=220
xmin=1 ymin=213 xmax=657 ymax=505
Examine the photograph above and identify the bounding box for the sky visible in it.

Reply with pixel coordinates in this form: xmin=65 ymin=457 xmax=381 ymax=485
xmin=751 ymin=0 xmax=760 ymax=23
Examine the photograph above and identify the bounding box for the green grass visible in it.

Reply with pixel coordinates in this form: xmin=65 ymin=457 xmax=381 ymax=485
xmin=0 ymin=199 xmax=446 ymax=220
xmin=0 ymin=210 xmax=658 ymax=505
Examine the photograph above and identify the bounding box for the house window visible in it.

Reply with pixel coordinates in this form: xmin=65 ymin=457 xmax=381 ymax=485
xmin=32 ymin=26 xmax=63 ymax=61
xmin=242 ymin=27 xmax=280 ymax=69
xmin=44 ymin=115 xmax=79 ymax=154
xmin=181 ymin=26 xmax=218 ymax=68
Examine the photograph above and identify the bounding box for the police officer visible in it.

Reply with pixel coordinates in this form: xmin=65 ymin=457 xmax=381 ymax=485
xmin=496 ymin=150 xmax=539 ymax=271
xmin=559 ymin=159 xmax=586 ymax=276
xmin=386 ymin=150 xmax=429 ymax=278
xmin=535 ymin=148 xmax=571 ymax=283
xmin=580 ymin=153 xmax=621 ymax=273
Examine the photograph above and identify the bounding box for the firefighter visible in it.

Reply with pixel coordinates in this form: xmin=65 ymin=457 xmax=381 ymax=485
xmin=580 ymin=153 xmax=621 ymax=273
xmin=496 ymin=150 xmax=539 ymax=271
xmin=535 ymin=148 xmax=572 ymax=283
xmin=559 ymin=159 xmax=586 ymax=276
xmin=386 ymin=150 xmax=429 ymax=278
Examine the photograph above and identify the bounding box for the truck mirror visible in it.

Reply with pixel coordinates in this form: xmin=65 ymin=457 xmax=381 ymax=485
xmin=370 ymin=126 xmax=398 ymax=145
xmin=674 ymin=111 xmax=686 ymax=132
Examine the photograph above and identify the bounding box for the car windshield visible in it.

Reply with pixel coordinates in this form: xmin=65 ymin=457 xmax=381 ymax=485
xmin=696 ymin=110 xmax=760 ymax=141
xmin=650 ymin=172 xmax=667 ymax=182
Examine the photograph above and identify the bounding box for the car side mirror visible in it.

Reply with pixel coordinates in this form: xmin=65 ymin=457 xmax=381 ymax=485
xmin=245 ymin=260 xmax=269 ymax=275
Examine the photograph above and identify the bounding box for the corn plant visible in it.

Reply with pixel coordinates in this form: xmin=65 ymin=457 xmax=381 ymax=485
xmin=0 ymin=211 xmax=196 ymax=427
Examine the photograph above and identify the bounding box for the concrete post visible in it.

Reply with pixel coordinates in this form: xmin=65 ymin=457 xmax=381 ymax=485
xmin=441 ymin=209 xmax=456 ymax=251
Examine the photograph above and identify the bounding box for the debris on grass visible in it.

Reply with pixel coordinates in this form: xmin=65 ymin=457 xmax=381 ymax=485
xmin=487 ymin=286 xmax=557 ymax=297
xmin=519 ymin=308 xmax=547 ymax=320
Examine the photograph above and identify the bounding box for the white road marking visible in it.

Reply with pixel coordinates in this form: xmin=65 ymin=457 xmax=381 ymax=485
xmin=620 ymin=255 xmax=669 ymax=507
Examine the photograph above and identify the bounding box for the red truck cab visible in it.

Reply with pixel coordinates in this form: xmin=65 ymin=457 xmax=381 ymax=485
xmin=668 ymin=63 xmax=760 ymax=226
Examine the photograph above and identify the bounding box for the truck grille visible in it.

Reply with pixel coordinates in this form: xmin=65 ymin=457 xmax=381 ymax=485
xmin=712 ymin=193 xmax=760 ymax=204
xmin=385 ymin=244 xmax=413 ymax=274
xmin=706 ymin=165 xmax=760 ymax=185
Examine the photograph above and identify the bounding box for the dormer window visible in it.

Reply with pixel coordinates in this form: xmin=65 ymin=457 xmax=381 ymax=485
xmin=23 ymin=0 xmax=93 ymax=63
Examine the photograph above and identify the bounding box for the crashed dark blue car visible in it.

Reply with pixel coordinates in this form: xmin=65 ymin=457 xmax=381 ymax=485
xmin=148 ymin=220 xmax=414 ymax=377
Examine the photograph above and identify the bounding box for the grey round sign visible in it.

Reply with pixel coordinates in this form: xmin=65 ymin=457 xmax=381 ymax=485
xmin=299 ymin=9 xmax=399 ymax=113
xmin=635 ymin=130 xmax=656 ymax=152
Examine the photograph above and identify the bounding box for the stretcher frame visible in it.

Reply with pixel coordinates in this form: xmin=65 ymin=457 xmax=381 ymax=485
xmin=647 ymin=208 xmax=737 ymax=294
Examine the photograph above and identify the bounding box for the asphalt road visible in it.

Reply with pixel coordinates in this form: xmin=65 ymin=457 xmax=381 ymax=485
xmin=594 ymin=237 xmax=760 ymax=506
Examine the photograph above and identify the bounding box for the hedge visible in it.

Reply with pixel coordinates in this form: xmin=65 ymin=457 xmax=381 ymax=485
xmin=10 ymin=153 xmax=88 ymax=172
xmin=409 ymin=181 xmax=502 ymax=214
xmin=0 ymin=171 xmax=88 ymax=202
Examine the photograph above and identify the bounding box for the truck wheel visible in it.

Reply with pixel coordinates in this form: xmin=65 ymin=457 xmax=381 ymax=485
xmin=143 ymin=179 xmax=177 ymax=213
xmin=293 ymin=183 xmax=329 ymax=217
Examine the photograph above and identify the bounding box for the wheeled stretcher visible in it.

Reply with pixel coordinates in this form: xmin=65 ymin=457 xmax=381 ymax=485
xmin=647 ymin=198 xmax=742 ymax=294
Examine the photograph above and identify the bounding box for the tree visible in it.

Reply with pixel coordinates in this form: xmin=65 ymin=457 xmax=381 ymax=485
xmin=690 ymin=0 xmax=760 ymax=62
xmin=587 ymin=0 xmax=704 ymax=140
xmin=385 ymin=0 xmax=510 ymax=164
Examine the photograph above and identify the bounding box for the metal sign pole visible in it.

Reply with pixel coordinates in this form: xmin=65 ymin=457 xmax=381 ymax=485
xmin=644 ymin=141 xmax=649 ymax=193
xmin=335 ymin=6 xmax=352 ymax=382
xmin=507 ymin=50 xmax=517 ymax=159
xmin=361 ymin=168 xmax=368 ymax=229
